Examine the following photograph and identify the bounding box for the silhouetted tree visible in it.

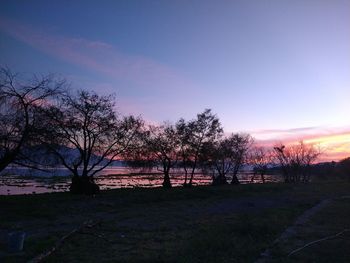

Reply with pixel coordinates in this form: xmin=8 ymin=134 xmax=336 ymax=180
xmin=205 ymin=133 xmax=253 ymax=185
xmin=203 ymin=137 xmax=230 ymax=185
xmin=138 ymin=123 xmax=179 ymax=188
xmin=176 ymin=118 xmax=194 ymax=186
xmin=176 ymin=109 xmax=223 ymax=187
xmin=249 ymin=147 xmax=273 ymax=183
xmin=0 ymin=67 xmax=65 ymax=173
xmin=41 ymin=90 xmax=142 ymax=194
xmin=228 ymin=133 xmax=253 ymax=184
xmin=273 ymin=141 xmax=321 ymax=183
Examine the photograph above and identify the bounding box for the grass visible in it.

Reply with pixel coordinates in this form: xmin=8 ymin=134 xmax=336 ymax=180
xmin=268 ymin=197 xmax=350 ymax=262
xmin=176 ymin=206 xmax=307 ymax=263
xmin=0 ymin=181 xmax=350 ymax=262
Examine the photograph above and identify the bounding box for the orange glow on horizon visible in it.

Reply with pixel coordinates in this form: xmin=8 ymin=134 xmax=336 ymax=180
xmin=303 ymin=133 xmax=350 ymax=161
xmin=255 ymin=131 xmax=350 ymax=162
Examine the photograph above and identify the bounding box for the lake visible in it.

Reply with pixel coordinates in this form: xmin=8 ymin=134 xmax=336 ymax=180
xmin=0 ymin=167 xmax=282 ymax=195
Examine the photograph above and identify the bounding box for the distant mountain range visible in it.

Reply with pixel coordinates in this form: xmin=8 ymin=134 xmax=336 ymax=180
xmin=18 ymin=145 xmax=127 ymax=167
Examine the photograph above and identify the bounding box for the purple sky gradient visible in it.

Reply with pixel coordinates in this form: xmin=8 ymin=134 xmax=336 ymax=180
xmin=0 ymin=0 xmax=349 ymax=159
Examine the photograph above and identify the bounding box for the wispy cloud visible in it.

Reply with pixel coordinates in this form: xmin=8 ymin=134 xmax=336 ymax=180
xmin=2 ymin=16 xmax=349 ymax=161
xmin=254 ymin=126 xmax=318 ymax=134
xmin=0 ymin=16 xmax=205 ymax=124
xmin=253 ymin=126 xmax=350 ymax=161
xmin=0 ymin=16 xmax=198 ymax=94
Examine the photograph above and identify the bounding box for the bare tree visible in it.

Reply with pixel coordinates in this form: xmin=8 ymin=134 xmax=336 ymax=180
xmin=301 ymin=142 xmax=322 ymax=182
xmin=249 ymin=147 xmax=273 ymax=183
xmin=204 ymin=133 xmax=253 ymax=185
xmin=203 ymin=137 xmax=231 ymax=185
xmin=273 ymin=141 xmax=321 ymax=183
xmin=0 ymin=67 xmax=65 ymax=173
xmin=41 ymin=90 xmax=142 ymax=194
xmin=139 ymin=123 xmax=179 ymax=188
xmin=176 ymin=109 xmax=223 ymax=187
xmin=175 ymin=118 xmax=193 ymax=186
xmin=228 ymin=133 xmax=253 ymax=184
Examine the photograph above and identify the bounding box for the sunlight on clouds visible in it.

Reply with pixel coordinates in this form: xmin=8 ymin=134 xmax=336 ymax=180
xmin=304 ymin=133 xmax=350 ymax=145
xmin=304 ymin=133 xmax=350 ymax=161
xmin=254 ymin=128 xmax=350 ymax=162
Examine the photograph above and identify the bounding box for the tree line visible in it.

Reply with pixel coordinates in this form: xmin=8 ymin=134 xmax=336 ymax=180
xmin=0 ymin=68 xmax=323 ymax=194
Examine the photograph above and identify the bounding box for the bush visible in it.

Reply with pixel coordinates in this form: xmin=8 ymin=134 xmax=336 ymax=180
xmin=69 ymin=176 xmax=100 ymax=195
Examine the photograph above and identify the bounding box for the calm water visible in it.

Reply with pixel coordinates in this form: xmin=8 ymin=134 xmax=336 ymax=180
xmin=0 ymin=167 xmax=282 ymax=195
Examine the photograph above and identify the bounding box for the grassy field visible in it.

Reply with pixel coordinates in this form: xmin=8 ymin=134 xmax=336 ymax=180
xmin=267 ymin=196 xmax=350 ymax=262
xmin=0 ymin=181 xmax=349 ymax=262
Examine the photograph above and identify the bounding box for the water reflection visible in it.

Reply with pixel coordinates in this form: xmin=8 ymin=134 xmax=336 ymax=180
xmin=0 ymin=167 xmax=282 ymax=195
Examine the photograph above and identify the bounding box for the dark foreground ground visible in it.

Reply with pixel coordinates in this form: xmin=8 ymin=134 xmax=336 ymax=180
xmin=0 ymin=181 xmax=349 ymax=262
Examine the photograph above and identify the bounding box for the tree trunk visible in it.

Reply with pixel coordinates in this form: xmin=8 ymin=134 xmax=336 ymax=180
xmin=231 ymin=165 xmax=240 ymax=185
xmin=260 ymin=173 xmax=265 ymax=183
xmin=188 ymin=159 xmax=197 ymax=186
xmin=183 ymin=167 xmax=189 ymax=187
xmin=162 ymin=172 xmax=172 ymax=188
xmin=250 ymin=172 xmax=256 ymax=183
xmin=230 ymin=174 xmax=240 ymax=185
xmin=230 ymin=169 xmax=240 ymax=184
xmin=188 ymin=169 xmax=195 ymax=186
xmin=212 ymin=174 xmax=228 ymax=185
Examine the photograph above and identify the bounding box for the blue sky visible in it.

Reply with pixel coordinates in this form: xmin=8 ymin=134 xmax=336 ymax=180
xmin=0 ymin=0 xmax=349 ymax=153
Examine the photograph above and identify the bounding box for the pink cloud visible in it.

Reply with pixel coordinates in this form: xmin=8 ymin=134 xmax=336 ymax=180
xmin=252 ymin=126 xmax=350 ymax=161
xmin=0 ymin=16 xmax=198 ymax=93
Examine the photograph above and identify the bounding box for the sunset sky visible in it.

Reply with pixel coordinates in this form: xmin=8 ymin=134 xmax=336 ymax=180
xmin=0 ymin=0 xmax=349 ymax=161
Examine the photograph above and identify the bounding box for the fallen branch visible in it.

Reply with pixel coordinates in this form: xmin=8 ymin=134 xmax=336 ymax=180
xmin=288 ymin=229 xmax=350 ymax=257
xmin=27 ymin=220 xmax=100 ymax=263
